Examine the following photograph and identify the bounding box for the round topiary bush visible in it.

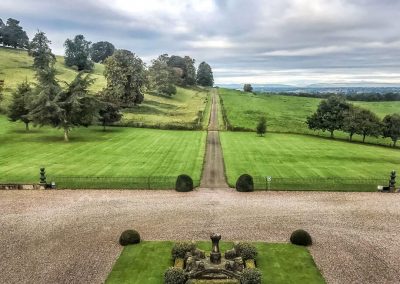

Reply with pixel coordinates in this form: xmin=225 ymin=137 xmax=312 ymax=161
xmin=234 ymin=242 xmax=258 ymax=260
xmin=240 ymin=268 xmax=262 ymax=284
xmin=290 ymin=229 xmax=312 ymax=246
xmin=164 ymin=267 xmax=187 ymax=284
xmin=236 ymin=174 xmax=254 ymax=192
xmin=175 ymin=174 xmax=193 ymax=192
xmin=171 ymin=241 xmax=196 ymax=260
xmin=119 ymin=229 xmax=141 ymax=246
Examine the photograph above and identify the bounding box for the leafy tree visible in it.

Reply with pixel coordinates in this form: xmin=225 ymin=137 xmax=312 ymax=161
xmin=343 ymin=106 xmax=381 ymax=142
xmin=148 ymin=54 xmax=176 ymax=96
xmin=1 ymin=18 xmax=29 ymax=48
xmin=103 ymin=49 xmax=146 ymax=107
xmin=29 ymin=31 xmax=56 ymax=71
xmin=90 ymin=41 xmax=115 ymax=63
xmin=98 ymin=93 xmax=122 ymax=131
xmin=0 ymin=18 xmax=5 ymax=45
xmin=306 ymin=95 xmax=350 ymax=138
xmin=382 ymin=114 xmax=400 ymax=147
xmin=342 ymin=106 xmax=361 ymax=141
xmin=256 ymin=116 xmax=267 ymax=136
xmin=30 ymin=70 xmax=98 ymax=141
xmin=196 ymin=61 xmax=214 ymax=87
xmin=0 ymin=80 xmax=4 ymax=104
xmin=8 ymin=81 xmax=32 ymax=130
xmin=183 ymin=56 xmax=196 ymax=86
xmin=64 ymin=35 xmax=93 ymax=71
xmin=167 ymin=55 xmax=196 ymax=86
xmin=244 ymin=84 xmax=253 ymax=92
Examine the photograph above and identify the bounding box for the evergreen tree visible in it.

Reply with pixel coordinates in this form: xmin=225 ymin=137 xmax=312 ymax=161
xmin=196 ymin=62 xmax=214 ymax=87
xmin=64 ymin=35 xmax=93 ymax=71
xmin=2 ymin=18 xmax=29 ymax=48
xmin=103 ymin=49 xmax=146 ymax=107
xmin=98 ymin=99 xmax=122 ymax=131
xmin=256 ymin=116 xmax=267 ymax=136
xmin=149 ymin=54 xmax=176 ymax=96
xmin=183 ymin=56 xmax=196 ymax=86
xmin=8 ymin=81 xmax=32 ymax=130
xmin=0 ymin=18 xmax=5 ymax=45
xmin=29 ymin=31 xmax=56 ymax=71
xmin=382 ymin=114 xmax=400 ymax=147
xmin=243 ymin=84 xmax=253 ymax=92
xmin=90 ymin=41 xmax=115 ymax=63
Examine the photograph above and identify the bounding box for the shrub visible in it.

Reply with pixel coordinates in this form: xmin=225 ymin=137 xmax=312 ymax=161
xmin=224 ymin=248 xmax=237 ymax=259
xmin=234 ymin=242 xmax=257 ymax=260
xmin=240 ymin=268 xmax=262 ymax=284
xmin=235 ymin=174 xmax=254 ymax=192
xmin=119 ymin=229 xmax=141 ymax=246
xmin=172 ymin=242 xmax=196 ymax=260
xmin=164 ymin=267 xmax=186 ymax=284
xmin=175 ymin=174 xmax=193 ymax=192
xmin=290 ymin=229 xmax=312 ymax=246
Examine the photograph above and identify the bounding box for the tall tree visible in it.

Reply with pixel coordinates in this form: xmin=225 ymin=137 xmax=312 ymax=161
xmin=306 ymin=95 xmax=350 ymax=138
xmin=103 ymin=49 xmax=146 ymax=107
xmin=196 ymin=61 xmax=214 ymax=87
xmin=98 ymin=95 xmax=122 ymax=131
xmin=183 ymin=56 xmax=196 ymax=86
xmin=382 ymin=114 xmax=400 ymax=147
xmin=167 ymin=55 xmax=197 ymax=86
xmin=2 ymin=18 xmax=29 ymax=48
xmin=243 ymin=84 xmax=253 ymax=92
xmin=90 ymin=41 xmax=115 ymax=63
xmin=0 ymin=18 xmax=5 ymax=45
xmin=356 ymin=108 xmax=381 ymax=143
xmin=8 ymin=81 xmax=32 ymax=130
xmin=29 ymin=31 xmax=56 ymax=71
xmin=64 ymin=35 xmax=93 ymax=71
xmin=148 ymin=54 xmax=176 ymax=96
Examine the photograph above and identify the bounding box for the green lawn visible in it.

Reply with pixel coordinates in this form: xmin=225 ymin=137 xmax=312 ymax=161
xmin=106 ymin=241 xmax=324 ymax=284
xmin=218 ymin=88 xmax=400 ymax=146
xmin=0 ymin=116 xmax=206 ymax=187
xmin=220 ymin=132 xmax=399 ymax=190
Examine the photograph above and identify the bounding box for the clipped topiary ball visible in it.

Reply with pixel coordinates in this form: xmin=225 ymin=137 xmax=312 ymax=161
xmin=175 ymin=174 xmax=193 ymax=192
xmin=236 ymin=174 xmax=254 ymax=192
xmin=119 ymin=229 xmax=141 ymax=246
xmin=290 ymin=229 xmax=312 ymax=246
xmin=164 ymin=267 xmax=187 ymax=284
xmin=240 ymin=268 xmax=262 ymax=284
xmin=234 ymin=242 xmax=258 ymax=260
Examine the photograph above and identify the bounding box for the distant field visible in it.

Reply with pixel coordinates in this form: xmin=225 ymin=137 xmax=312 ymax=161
xmin=219 ymin=88 xmax=400 ymax=146
xmin=106 ymin=241 xmax=324 ymax=284
xmin=220 ymin=132 xmax=399 ymax=190
xmin=0 ymin=116 xmax=206 ymax=187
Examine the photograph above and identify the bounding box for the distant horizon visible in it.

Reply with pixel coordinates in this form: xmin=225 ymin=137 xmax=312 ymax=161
xmin=2 ymin=0 xmax=400 ymax=85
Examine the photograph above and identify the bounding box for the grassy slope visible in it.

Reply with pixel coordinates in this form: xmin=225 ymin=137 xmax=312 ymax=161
xmin=0 ymin=116 xmax=206 ymax=184
xmin=106 ymin=241 xmax=324 ymax=284
xmin=219 ymin=88 xmax=400 ymax=146
xmin=220 ymin=132 xmax=399 ymax=189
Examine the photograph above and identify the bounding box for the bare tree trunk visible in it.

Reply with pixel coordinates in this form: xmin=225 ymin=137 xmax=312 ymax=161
xmin=363 ymin=135 xmax=366 ymax=143
xmin=64 ymin=128 xmax=69 ymax=142
xmin=25 ymin=122 xmax=29 ymax=131
xmin=330 ymin=130 xmax=334 ymax=138
xmin=349 ymin=133 xmax=353 ymax=141
xmin=394 ymin=139 xmax=397 ymax=147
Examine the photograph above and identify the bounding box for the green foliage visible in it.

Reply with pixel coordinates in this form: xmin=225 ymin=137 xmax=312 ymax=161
xmin=234 ymin=242 xmax=258 ymax=260
xmin=90 ymin=41 xmax=115 ymax=63
xmin=8 ymin=80 xmax=32 ymax=130
xmin=164 ymin=267 xmax=187 ymax=284
xmin=290 ymin=229 xmax=313 ymax=246
xmin=119 ymin=229 xmax=141 ymax=246
xmin=28 ymin=31 xmax=56 ymax=71
xmin=236 ymin=174 xmax=254 ymax=192
xmin=196 ymin=61 xmax=214 ymax=87
xmin=240 ymin=268 xmax=262 ymax=284
xmin=98 ymin=98 xmax=122 ymax=131
xmin=256 ymin=116 xmax=267 ymax=136
xmin=243 ymin=84 xmax=253 ymax=92
xmin=64 ymin=35 xmax=93 ymax=71
xmin=382 ymin=113 xmax=400 ymax=147
xmin=148 ymin=54 xmax=176 ymax=96
xmin=171 ymin=241 xmax=196 ymax=259
xmin=175 ymin=174 xmax=194 ymax=192
xmin=343 ymin=106 xmax=381 ymax=142
xmin=167 ymin=55 xmax=196 ymax=86
xmin=306 ymin=95 xmax=350 ymax=138
xmin=103 ymin=49 xmax=146 ymax=107
xmin=1 ymin=18 xmax=29 ymax=48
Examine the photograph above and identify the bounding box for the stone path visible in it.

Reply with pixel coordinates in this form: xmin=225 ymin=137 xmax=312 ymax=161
xmin=200 ymin=89 xmax=229 ymax=188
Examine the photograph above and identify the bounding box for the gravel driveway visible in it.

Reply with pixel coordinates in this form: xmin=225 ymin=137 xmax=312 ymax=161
xmin=0 ymin=189 xmax=399 ymax=284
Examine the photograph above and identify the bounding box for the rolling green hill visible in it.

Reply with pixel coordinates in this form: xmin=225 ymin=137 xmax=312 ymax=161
xmin=219 ymin=88 xmax=400 ymax=146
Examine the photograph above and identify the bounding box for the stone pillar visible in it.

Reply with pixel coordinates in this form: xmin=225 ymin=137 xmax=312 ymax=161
xmin=210 ymin=233 xmax=221 ymax=264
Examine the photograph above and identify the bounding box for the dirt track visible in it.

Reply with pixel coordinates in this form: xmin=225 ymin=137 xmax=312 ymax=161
xmin=200 ymin=90 xmax=228 ymax=188
xmin=0 ymin=190 xmax=399 ymax=284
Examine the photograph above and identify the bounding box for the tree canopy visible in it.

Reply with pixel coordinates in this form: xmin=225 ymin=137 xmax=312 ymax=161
xmin=0 ymin=18 xmax=29 ymax=48
xmin=90 ymin=41 xmax=115 ymax=63
xmin=8 ymin=81 xmax=32 ymax=130
xmin=29 ymin=31 xmax=56 ymax=71
xmin=382 ymin=114 xmax=400 ymax=147
xmin=103 ymin=49 xmax=146 ymax=107
xmin=167 ymin=55 xmax=196 ymax=86
xmin=64 ymin=35 xmax=93 ymax=71
xmin=244 ymin=84 xmax=253 ymax=92
xmin=196 ymin=62 xmax=214 ymax=87
xmin=149 ymin=54 xmax=176 ymax=96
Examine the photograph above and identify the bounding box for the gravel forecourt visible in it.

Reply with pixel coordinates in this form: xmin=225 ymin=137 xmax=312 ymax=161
xmin=0 ymin=189 xmax=399 ymax=284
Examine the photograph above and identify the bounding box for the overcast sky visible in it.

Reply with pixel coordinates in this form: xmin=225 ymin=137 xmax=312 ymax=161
xmin=1 ymin=0 xmax=400 ymax=85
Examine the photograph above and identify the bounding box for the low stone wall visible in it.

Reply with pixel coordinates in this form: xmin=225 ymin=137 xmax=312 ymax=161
xmin=0 ymin=184 xmax=45 ymax=190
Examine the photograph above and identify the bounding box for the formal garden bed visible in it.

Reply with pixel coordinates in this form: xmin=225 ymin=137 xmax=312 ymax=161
xmin=106 ymin=239 xmax=324 ymax=283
